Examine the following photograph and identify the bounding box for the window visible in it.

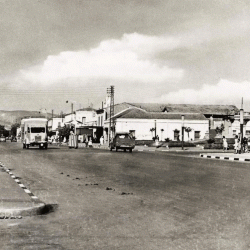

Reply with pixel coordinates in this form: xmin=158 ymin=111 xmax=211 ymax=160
xmin=82 ymin=117 xmax=86 ymax=124
xmin=174 ymin=130 xmax=180 ymax=141
xmin=233 ymin=130 xmax=237 ymax=135
xmin=246 ymin=130 xmax=250 ymax=135
xmin=129 ymin=130 xmax=135 ymax=138
xmin=31 ymin=127 xmax=45 ymax=133
xmin=195 ymin=131 xmax=200 ymax=139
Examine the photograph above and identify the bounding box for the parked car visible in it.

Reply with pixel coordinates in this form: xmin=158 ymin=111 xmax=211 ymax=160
xmin=0 ymin=136 xmax=6 ymax=142
xmin=109 ymin=132 xmax=135 ymax=152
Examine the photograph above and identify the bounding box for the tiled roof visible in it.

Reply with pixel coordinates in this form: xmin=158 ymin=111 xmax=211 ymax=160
xmin=127 ymin=103 xmax=239 ymax=115
xmin=113 ymin=108 xmax=207 ymax=120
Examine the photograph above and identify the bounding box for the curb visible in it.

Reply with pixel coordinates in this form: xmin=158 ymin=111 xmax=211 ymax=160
xmin=200 ymin=154 xmax=250 ymax=162
xmin=0 ymin=162 xmax=46 ymax=217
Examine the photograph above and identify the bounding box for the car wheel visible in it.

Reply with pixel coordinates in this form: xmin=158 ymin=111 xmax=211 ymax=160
xmin=129 ymin=148 xmax=132 ymax=153
xmin=23 ymin=144 xmax=26 ymax=149
xmin=124 ymin=149 xmax=126 ymax=152
xmin=116 ymin=147 xmax=118 ymax=152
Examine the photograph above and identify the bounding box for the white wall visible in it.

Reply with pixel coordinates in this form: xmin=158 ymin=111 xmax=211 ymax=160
xmin=48 ymin=118 xmax=65 ymax=131
xmin=114 ymin=118 xmax=209 ymax=141
xmin=231 ymin=120 xmax=250 ymax=138
xmin=75 ymin=110 xmax=97 ymax=125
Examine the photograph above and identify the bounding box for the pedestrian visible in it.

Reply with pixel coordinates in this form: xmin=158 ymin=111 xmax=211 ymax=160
xmin=88 ymin=137 xmax=93 ymax=147
xmin=100 ymin=136 xmax=104 ymax=146
xmin=243 ymin=137 xmax=248 ymax=153
xmin=234 ymin=135 xmax=238 ymax=154
xmin=236 ymin=138 xmax=241 ymax=154
xmin=222 ymin=136 xmax=228 ymax=152
xmin=85 ymin=135 xmax=88 ymax=148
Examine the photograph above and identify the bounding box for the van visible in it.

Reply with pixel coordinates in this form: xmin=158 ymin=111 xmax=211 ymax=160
xmin=21 ymin=118 xmax=48 ymax=149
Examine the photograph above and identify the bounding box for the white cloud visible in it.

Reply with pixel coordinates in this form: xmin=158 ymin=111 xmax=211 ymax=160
xmin=12 ymin=33 xmax=183 ymax=87
xmin=156 ymin=79 xmax=250 ymax=109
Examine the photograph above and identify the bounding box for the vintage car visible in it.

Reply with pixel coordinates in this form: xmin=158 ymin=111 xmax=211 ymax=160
xmin=109 ymin=132 xmax=135 ymax=152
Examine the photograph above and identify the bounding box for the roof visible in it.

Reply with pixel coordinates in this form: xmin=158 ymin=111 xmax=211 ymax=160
xmin=76 ymin=107 xmax=96 ymax=112
xmin=113 ymin=108 xmax=207 ymax=120
xmin=127 ymin=103 xmax=239 ymax=115
xmin=106 ymin=103 xmax=239 ymax=117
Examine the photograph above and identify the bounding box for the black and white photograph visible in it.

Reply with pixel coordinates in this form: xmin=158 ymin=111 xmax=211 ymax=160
xmin=1 ymin=0 xmax=250 ymax=249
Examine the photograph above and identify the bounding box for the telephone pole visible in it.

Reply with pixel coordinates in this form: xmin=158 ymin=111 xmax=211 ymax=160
xmin=107 ymin=86 xmax=115 ymax=144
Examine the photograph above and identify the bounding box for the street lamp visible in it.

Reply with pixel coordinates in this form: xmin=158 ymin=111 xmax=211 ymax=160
xmin=181 ymin=115 xmax=185 ymax=150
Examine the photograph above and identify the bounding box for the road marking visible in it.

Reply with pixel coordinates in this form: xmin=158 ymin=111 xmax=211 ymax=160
xmin=0 ymin=163 xmax=43 ymax=203
xmin=200 ymin=154 xmax=250 ymax=162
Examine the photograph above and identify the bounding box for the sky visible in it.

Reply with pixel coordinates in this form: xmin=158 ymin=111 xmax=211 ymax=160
xmin=1 ymin=0 xmax=250 ymax=113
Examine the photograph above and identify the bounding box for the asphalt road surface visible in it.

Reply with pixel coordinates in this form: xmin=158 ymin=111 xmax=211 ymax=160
xmin=1 ymin=141 xmax=250 ymax=249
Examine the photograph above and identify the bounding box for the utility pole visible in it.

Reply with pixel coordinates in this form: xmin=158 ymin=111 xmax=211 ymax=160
xmin=181 ymin=115 xmax=185 ymax=150
xmin=107 ymin=85 xmax=115 ymax=145
xmin=240 ymin=97 xmax=244 ymax=151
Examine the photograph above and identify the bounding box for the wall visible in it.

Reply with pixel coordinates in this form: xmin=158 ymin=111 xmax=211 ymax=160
xmin=114 ymin=118 xmax=209 ymax=141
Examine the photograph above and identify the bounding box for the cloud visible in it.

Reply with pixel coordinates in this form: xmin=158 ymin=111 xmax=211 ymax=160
xmin=156 ymin=79 xmax=250 ymax=109
xmin=10 ymin=33 xmax=183 ymax=88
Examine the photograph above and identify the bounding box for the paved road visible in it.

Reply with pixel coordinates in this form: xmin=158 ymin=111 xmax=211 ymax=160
xmin=1 ymin=141 xmax=250 ymax=249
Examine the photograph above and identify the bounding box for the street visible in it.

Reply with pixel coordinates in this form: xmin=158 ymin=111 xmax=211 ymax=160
xmin=1 ymin=141 xmax=250 ymax=249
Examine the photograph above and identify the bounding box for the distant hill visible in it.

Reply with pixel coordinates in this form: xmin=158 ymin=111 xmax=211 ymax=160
xmin=0 ymin=110 xmax=53 ymax=129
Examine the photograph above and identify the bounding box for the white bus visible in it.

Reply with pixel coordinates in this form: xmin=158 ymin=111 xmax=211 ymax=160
xmin=21 ymin=118 xmax=48 ymax=149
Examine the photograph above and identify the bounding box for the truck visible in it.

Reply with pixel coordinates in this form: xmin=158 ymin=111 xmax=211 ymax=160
xmin=21 ymin=118 xmax=48 ymax=149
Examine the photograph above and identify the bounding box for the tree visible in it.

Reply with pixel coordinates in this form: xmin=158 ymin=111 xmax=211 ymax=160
xmin=11 ymin=123 xmax=20 ymax=137
xmin=150 ymin=128 xmax=155 ymax=139
xmin=215 ymin=123 xmax=225 ymax=135
xmin=58 ymin=125 xmax=71 ymax=140
xmin=160 ymin=129 xmax=164 ymax=141
xmin=184 ymin=127 xmax=192 ymax=141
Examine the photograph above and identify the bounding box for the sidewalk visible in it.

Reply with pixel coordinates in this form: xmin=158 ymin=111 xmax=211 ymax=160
xmin=200 ymin=152 xmax=250 ymax=162
xmin=0 ymin=162 xmax=45 ymax=218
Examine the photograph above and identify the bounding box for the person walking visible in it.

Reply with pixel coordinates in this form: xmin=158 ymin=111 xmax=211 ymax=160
xmin=222 ymin=136 xmax=228 ymax=152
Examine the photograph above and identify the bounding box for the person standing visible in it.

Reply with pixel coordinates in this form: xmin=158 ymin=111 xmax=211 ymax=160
xmin=234 ymin=135 xmax=238 ymax=154
xmin=222 ymin=136 xmax=228 ymax=152
xmin=100 ymin=136 xmax=104 ymax=146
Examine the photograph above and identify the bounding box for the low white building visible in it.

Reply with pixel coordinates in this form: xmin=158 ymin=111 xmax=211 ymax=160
xmin=106 ymin=107 xmax=209 ymax=141
xmin=103 ymin=102 xmax=239 ymax=142
xmin=64 ymin=108 xmax=97 ymax=127
xmin=48 ymin=118 xmax=64 ymax=134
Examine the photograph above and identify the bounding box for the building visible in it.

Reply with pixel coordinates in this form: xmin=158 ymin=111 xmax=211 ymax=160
xmin=48 ymin=117 xmax=64 ymax=134
xmin=104 ymin=103 xmax=239 ymax=142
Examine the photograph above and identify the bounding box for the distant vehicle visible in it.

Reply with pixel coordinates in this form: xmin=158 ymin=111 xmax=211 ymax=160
xmin=109 ymin=132 xmax=135 ymax=152
xmin=0 ymin=136 xmax=6 ymax=142
xmin=21 ymin=118 xmax=48 ymax=149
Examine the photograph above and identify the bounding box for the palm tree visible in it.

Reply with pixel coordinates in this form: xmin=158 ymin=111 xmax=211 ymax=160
xmin=184 ymin=127 xmax=192 ymax=141
xmin=160 ymin=129 xmax=164 ymax=141
xmin=215 ymin=123 xmax=225 ymax=136
xmin=150 ymin=128 xmax=155 ymax=139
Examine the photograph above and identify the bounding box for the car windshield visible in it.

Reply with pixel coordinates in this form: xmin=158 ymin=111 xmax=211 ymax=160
xmin=31 ymin=127 xmax=45 ymax=133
